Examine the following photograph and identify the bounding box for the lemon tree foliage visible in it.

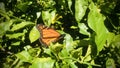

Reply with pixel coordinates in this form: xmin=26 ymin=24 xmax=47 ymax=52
xmin=0 ymin=0 xmax=120 ymax=68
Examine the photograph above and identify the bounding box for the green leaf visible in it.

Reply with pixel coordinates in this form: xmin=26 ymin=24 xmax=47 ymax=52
xmin=28 ymin=48 xmax=41 ymax=57
xmin=69 ymin=62 xmax=78 ymax=68
xmin=0 ymin=22 xmax=10 ymax=36
xmin=50 ymin=43 xmax=63 ymax=54
xmin=59 ymin=48 xmax=70 ymax=58
xmin=11 ymin=41 xmax=21 ymax=46
xmin=75 ymin=0 xmax=88 ymax=22
xmin=106 ymin=58 xmax=116 ymax=68
xmin=71 ymin=48 xmax=82 ymax=58
xmin=55 ymin=62 xmax=60 ymax=68
xmin=64 ymin=34 xmax=74 ymax=51
xmin=16 ymin=50 xmax=32 ymax=62
xmin=100 ymin=1 xmax=116 ymax=14
xmin=67 ymin=0 xmax=73 ymax=14
xmin=29 ymin=26 xmax=40 ymax=43
xmin=6 ymin=33 xmax=24 ymax=39
xmin=88 ymin=2 xmax=108 ymax=52
xmin=16 ymin=2 xmax=32 ymax=12
xmin=36 ymin=12 xmax=41 ymax=19
xmin=11 ymin=21 xmax=34 ymax=31
xmin=82 ymin=45 xmax=91 ymax=62
xmin=78 ymin=23 xmax=90 ymax=36
xmin=70 ymin=26 xmax=78 ymax=29
xmin=106 ymin=32 xmax=115 ymax=45
xmin=0 ymin=2 xmax=10 ymax=20
xmin=43 ymin=48 xmax=52 ymax=56
xmin=0 ymin=19 xmax=14 ymax=36
xmin=0 ymin=2 xmax=6 ymax=12
xmin=112 ymin=34 xmax=120 ymax=47
xmin=59 ymin=49 xmax=77 ymax=68
xmin=42 ymin=10 xmax=56 ymax=26
xmin=30 ymin=57 xmax=55 ymax=68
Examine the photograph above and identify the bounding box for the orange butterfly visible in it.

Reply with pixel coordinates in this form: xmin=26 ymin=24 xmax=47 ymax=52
xmin=36 ymin=24 xmax=64 ymax=47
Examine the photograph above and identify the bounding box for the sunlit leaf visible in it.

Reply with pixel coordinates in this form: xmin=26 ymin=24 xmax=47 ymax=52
xmin=113 ymin=34 xmax=120 ymax=43
xmin=55 ymin=62 xmax=59 ymax=68
xmin=29 ymin=26 xmax=40 ymax=43
xmin=88 ymin=2 xmax=108 ymax=52
xmin=59 ymin=48 xmax=70 ymax=58
xmin=59 ymin=49 xmax=76 ymax=68
xmin=50 ymin=43 xmax=63 ymax=54
xmin=28 ymin=48 xmax=41 ymax=57
xmin=70 ymin=26 xmax=78 ymax=29
xmin=11 ymin=41 xmax=20 ymax=46
xmin=106 ymin=32 xmax=115 ymax=45
xmin=71 ymin=48 xmax=82 ymax=58
xmin=78 ymin=23 xmax=90 ymax=36
xmin=11 ymin=21 xmax=34 ymax=31
xmin=43 ymin=48 xmax=52 ymax=56
xmin=0 ymin=2 xmax=10 ymax=20
xmin=0 ymin=19 xmax=14 ymax=36
xmin=36 ymin=12 xmax=41 ymax=19
xmin=42 ymin=10 xmax=56 ymax=26
xmin=16 ymin=51 xmax=32 ymax=62
xmin=6 ymin=33 xmax=24 ymax=39
xmin=24 ymin=45 xmax=32 ymax=51
xmin=67 ymin=0 xmax=73 ymax=14
xmin=70 ymin=62 xmax=78 ymax=68
xmin=30 ymin=57 xmax=55 ymax=68
xmin=112 ymin=34 xmax=120 ymax=47
xmin=82 ymin=45 xmax=91 ymax=62
xmin=106 ymin=58 xmax=116 ymax=68
xmin=64 ymin=34 xmax=74 ymax=51
xmin=75 ymin=0 xmax=88 ymax=22
xmin=0 ymin=22 xmax=10 ymax=36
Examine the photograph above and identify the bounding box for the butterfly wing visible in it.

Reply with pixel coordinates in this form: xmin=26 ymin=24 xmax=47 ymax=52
xmin=42 ymin=27 xmax=61 ymax=38
xmin=40 ymin=37 xmax=60 ymax=46
xmin=37 ymin=24 xmax=64 ymax=46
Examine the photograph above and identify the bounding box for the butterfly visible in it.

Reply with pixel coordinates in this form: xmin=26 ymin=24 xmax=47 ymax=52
xmin=36 ymin=24 xmax=65 ymax=47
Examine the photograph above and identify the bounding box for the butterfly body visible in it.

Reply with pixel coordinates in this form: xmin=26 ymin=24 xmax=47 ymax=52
xmin=36 ymin=24 xmax=64 ymax=47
